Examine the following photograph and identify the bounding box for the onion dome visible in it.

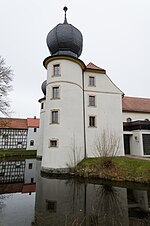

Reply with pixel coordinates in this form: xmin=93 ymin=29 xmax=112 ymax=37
xmin=46 ymin=7 xmax=83 ymax=58
xmin=41 ymin=80 xmax=46 ymax=96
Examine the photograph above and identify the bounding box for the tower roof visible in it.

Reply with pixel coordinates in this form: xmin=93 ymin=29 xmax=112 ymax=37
xmin=46 ymin=7 xmax=83 ymax=58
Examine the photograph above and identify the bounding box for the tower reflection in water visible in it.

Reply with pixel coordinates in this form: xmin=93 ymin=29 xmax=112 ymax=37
xmin=34 ymin=160 xmax=150 ymax=226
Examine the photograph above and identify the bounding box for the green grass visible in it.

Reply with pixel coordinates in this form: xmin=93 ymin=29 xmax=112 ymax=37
xmin=76 ymin=157 xmax=150 ymax=183
xmin=0 ymin=149 xmax=37 ymax=158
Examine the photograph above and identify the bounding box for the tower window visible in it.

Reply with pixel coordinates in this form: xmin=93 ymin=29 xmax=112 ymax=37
xmin=49 ymin=139 xmax=58 ymax=148
xmin=89 ymin=76 xmax=95 ymax=86
xmin=89 ymin=116 xmax=96 ymax=127
xmin=52 ymin=87 xmax=60 ymax=99
xmin=30 ymin=140 xmax=34 ymax=146
xmin=51 ymin=110 xmax=59 ymax=124
xmin=53 ymin=64 xmax=60 ymax=76
xmin=41 ymin=102 xmax=44 ymax=109
xmin=46 ymin=200 xmax=57 ymax=212
xmin=89 ymin=96 xmax=95 ymax=107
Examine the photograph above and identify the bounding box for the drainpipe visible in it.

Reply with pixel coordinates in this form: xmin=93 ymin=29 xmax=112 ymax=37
xmin=82 ymin=70 xmax=87 ymax=158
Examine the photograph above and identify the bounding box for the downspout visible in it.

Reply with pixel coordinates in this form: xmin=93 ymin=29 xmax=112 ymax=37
xmin=82 ymin=70 xmax=87 ymax=158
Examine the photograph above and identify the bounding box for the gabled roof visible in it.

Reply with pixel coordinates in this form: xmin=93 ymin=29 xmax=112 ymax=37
xmin=27 ymin=118 xmax=40 ymax=128
xmin=122 ymin=96 xmax=150 ymax=113
xmin=0 ymin=117 xmax=40 ymax=129
xmin=0 ymin=118 xmax=27 ymax=129
xmin=86 ymin=62 xmax=106 ymax=73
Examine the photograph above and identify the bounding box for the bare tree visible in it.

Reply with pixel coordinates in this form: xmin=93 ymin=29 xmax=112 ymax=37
xmin=94 ymin=129 xmax=120 ymax=168
xmin=0 ymin=56 xmax=13 ymax=116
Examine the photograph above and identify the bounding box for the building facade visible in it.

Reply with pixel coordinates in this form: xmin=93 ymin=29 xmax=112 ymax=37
xmin=38 ymin=8 xmax=124 ymax=172
xmin=0 ymin=117 xmax=39 ymax=150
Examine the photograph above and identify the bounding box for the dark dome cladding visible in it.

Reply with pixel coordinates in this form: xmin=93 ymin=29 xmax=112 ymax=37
xmin=46 ymin=7 xmax=83 ymax=58
xmin=41 ymin=80 xmax=46 ymax=96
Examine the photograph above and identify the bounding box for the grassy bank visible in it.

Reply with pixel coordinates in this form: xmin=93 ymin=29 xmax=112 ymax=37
xmin=0 ymin=149 xmax=37 ymax=158
xmin=75 ymin=157 xmax=150 ymax=184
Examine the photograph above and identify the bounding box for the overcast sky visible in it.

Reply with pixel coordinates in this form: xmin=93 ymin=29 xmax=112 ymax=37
xmin=0 ymin=0 xmax=149 ymax=118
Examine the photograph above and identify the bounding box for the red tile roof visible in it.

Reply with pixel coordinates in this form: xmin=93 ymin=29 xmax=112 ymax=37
xmin=22 ymin=184 xmax=36 ymax=193
xmin=86 ymin=62 xmax=105 ymax=71
xmin=27 ymin=118 xmax=40 ymax=128
xmin=0 ymin=117 xmax=40 ymax=129
xmin=0 ymin=183 xmax=23 ymax=194
xmin=122 ymin=96 xmax=150 ymax=113
xmin=0 ymin=118 xmax=27 ymax=129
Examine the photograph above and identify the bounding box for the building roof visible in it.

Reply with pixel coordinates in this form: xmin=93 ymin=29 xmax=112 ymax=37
xmin=0 ymin=118 xmax=27 ymax=129
xmin=27 ymin=118 xmax=40 ymax=128
xmin=0 ymin=117 xmax=40 ymax=129
xmin=122 ymin=96 xmax=150 ymax=113
xmin=86 ymin=62 xmax=105 ymax=71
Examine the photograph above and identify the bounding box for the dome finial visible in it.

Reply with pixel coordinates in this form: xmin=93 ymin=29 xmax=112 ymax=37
xmin=63 ymin=6 xmax=68 ymax=24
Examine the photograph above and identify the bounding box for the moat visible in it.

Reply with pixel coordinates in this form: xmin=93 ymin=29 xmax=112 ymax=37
xmin=0 ymin=158 xmax=150 ymax=226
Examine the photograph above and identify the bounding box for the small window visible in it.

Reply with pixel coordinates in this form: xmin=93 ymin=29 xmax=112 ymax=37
xmin=49 ymin=139 xmax=58 ymax=148
xmin=31 ymin=178 xmax=34 ymax=183
xmin=30 ymin=140 xmax=34 ymax=146
xmin=46 ymin=200 xmax=57 ymax=213
xmin=89 ymin=116 xmax=96 ymax=127
xmin=52 ymin=87 xmax=59 ymax=99
xmin=18 ymin=141 xmax=22 ymax=145
xmin=53 ymin=64 xmax=60 ymax=76
xmin=89 ymin=96 xmax=95 ymax=106
xmin=29 ymin=163 xmax=33 ymax=169
xmin=34 ymin=128 xmax=37 ymax=132
xmin=41 ymin=102 xmax=44 ymax=109
xmin=89 ymin=76 xmax=95 ymax=86
xmin=51 ymin=110 xmax=59 ymax=124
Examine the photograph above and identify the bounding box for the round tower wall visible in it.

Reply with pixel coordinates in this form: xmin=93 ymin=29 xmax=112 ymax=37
xmin=41 ymin=59 xmax=85 ymax=169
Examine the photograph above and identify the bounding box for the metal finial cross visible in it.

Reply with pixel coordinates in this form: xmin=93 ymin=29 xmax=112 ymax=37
xmin=63 ymin=6 xmax=68 ymax=24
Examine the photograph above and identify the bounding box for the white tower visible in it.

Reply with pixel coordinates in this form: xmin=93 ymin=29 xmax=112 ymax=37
xmin=41 ymin=7 xmax=85 ymax=172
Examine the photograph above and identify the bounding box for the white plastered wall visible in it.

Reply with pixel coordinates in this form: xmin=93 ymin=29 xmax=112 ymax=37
xmin=84 ymin=71 xmax=124 ymax=157
xmin=26 ymin=127 xmax=39 ymax=150
xmin=123 ymin=112 xmax=150 ymax=122
xmin=37 ymin=100 xmax=45 ymax=157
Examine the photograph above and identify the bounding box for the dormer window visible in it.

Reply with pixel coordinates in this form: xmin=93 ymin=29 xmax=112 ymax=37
xmin=53 ymin=64 xmax=60 ymax=76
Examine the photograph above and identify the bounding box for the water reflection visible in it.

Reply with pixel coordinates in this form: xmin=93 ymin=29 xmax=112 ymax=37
xmin=34 ymin=160 xmax=150 ymax=226
xmin=0 ymin=158 xmax=36 ymax=226
xmin=0 ymin=159 xmax=150 ymax=226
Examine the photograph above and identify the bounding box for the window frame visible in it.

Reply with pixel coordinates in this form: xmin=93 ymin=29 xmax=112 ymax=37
xmin=53 ymin=64 xmax=61 ymax=77
xmin=89 ymin=76 xmax=95 ymax=87
xmin=30 ymin=140 xmax=34 ymax=146
xmin=49 ymin=139 xmax=58 ymax=148
xmin=89 ymin=95 xmax=96 ymax=107
xmin=28 ymin=163 xmax=33 ymax=169
xmin=51 ymin=110 xmax=59 ymax=124
xmin=89 ymin=116 xmax=96 ymax=127
xmin=52 ymin=86 xmax=60 ymax=99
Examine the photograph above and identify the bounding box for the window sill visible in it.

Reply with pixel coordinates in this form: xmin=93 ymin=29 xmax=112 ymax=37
xmin=49 ymin=123 xmax=60 ymax=125
xmin=88 ymin=105 xmax=96 ymax=107
xmin=51 ymin=98 xmax=60 ymax=100
xmin=52 ymin=74 xmax=61 ymax=77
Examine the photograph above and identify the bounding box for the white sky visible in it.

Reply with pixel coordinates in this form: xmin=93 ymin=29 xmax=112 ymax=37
xmin=0 ymin=0 xmax=149 ymax=118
